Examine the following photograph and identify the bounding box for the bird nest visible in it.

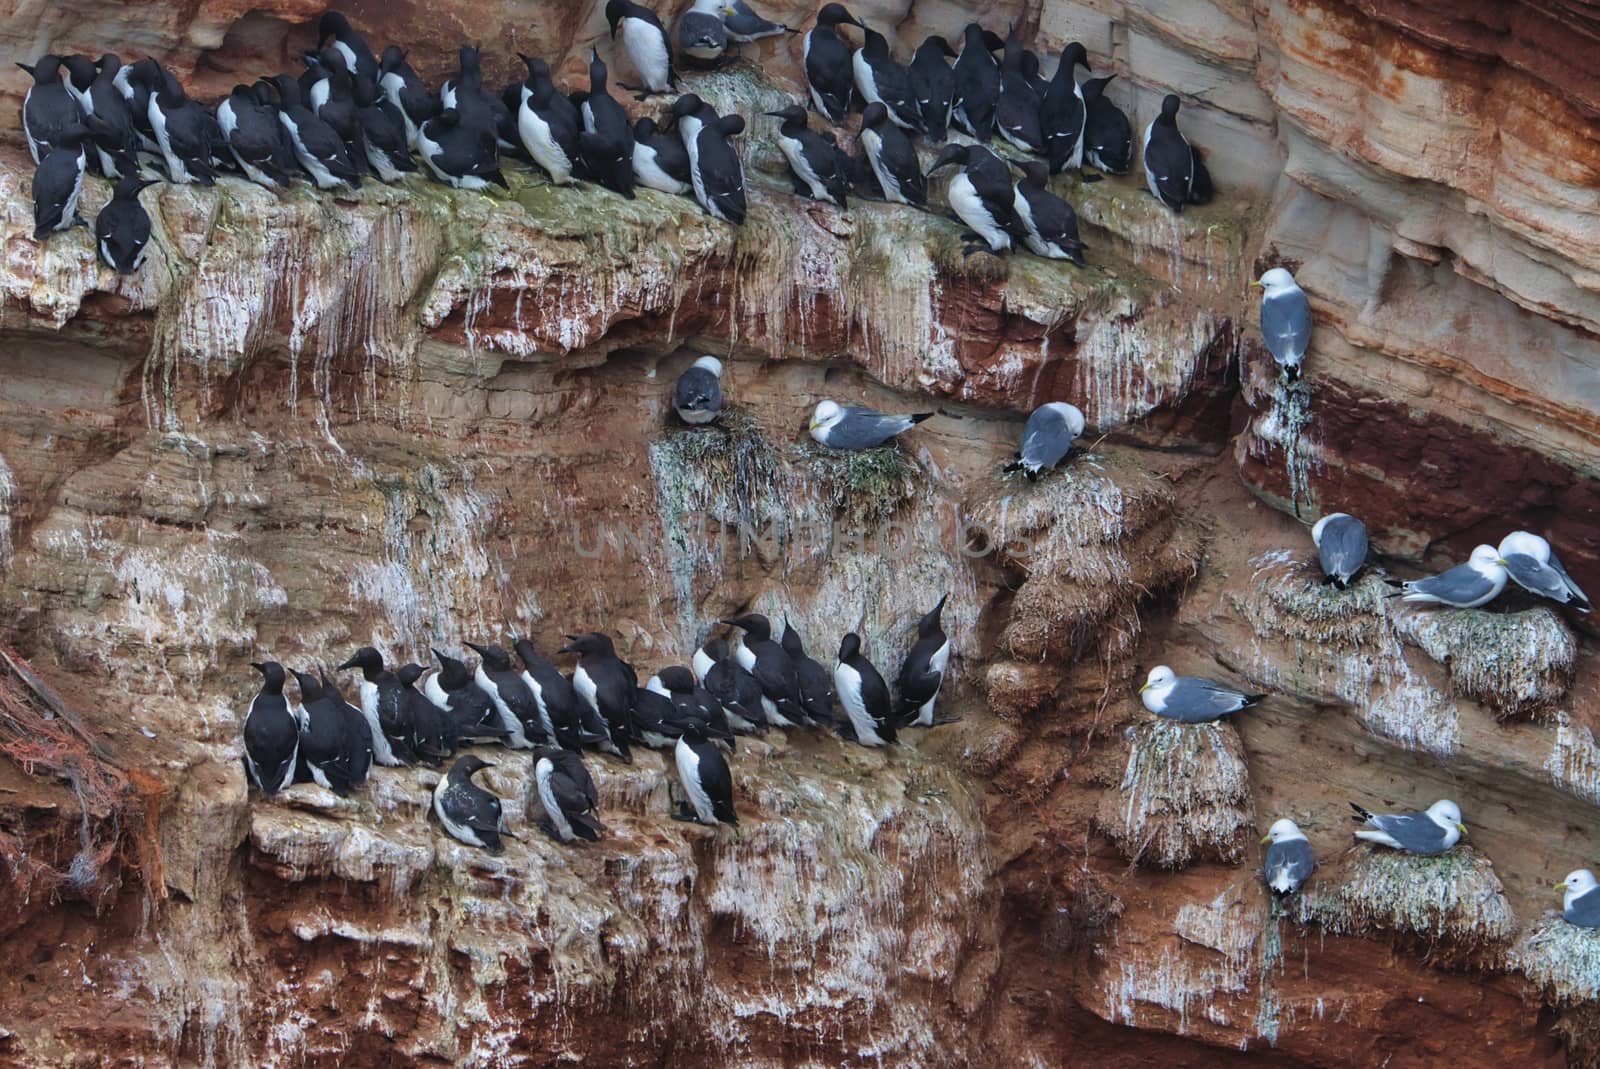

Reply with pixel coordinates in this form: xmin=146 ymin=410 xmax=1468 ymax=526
xmin=1513 ymin=918 xmax=1600 ymax=1069
xmin=792 ymin=440 xmax=921 ymax=530
xmin=1293 ymin=846 xmax=1515 ymax=966
xmin=1094 ymin=718 xmax=1253 ymax=869
xmin=1397 ymin=606 xmax=1576 ymax=721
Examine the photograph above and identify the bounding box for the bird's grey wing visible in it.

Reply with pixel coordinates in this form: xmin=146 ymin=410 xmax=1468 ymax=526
xmin=1260 ymin=290 xmax=1310 ymax=365
xmin=1020 ymin=410 xmax=1074 ymax=469
xmin=725 ymin=10 xmax=786 ymax=37
xmin=678 ymin=11 xmax=726 ymax=48
xmin=1547 ymin=553 xmax=1592 ymax=608
xmin=828 ymin=406 xmax=910 ymax=449
xmin=674 ymin=367 xmax=722 ymax=410
xmin=1503 ymin=553 xmax=1572 ymax=603
xmin=1165 ymin=677 xmax=1248 ymax=722
xmin=1370 ymin=811 xmax=1447 ymax=853
xmin=1319 ymin=516 xmax=1368 ymax=578
xmin=1266 ymin=839 xmax=1315 ymax=885
xmin=1408 ymin=562 xmax=1493 ymax=604
xmin=1568 ymin=888 xmax=1600 ymax=928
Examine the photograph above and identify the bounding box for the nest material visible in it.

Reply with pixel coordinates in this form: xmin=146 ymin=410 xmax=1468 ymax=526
xmin=793 ymin=441 xmax=921 ymax=530
xmin=1094 ymin=718 xmax=1253 ymax=869
xmin=1513 ymin=917 xmax=1600 ymax=1069
xmin=1294 ymin=846 xmax=1515 ymax=965
xmin=1397 ymin=606 xmax=1575 ymax=721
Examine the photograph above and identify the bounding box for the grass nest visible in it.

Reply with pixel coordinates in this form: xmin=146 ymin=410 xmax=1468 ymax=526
xmin=1397 ymin=606 xmax=1575 ymax=721
xmin=1093 ymin=718 xmax=1253 ymax=870
xmin=791 ymin=440 xmax=921 ymax=530
xmin=1513 ymin=918 xmax=1600 ymax=1069
xmin=1293 ymin=846 xmax=1515 ymax=967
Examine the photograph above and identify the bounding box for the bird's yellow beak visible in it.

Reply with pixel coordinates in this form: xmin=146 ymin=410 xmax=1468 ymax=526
xmin=1456 ymin=823 xmax=1469 ymax=836
xmin=1496 ymin=557 xmax=1510 ymax=567
xmin=1260 ymin=833 xmax=1272 ymax=845
xmin=1249 ymin=280 xmax=1264 ymax=288
xmin=1556 ymin=881 xmax=1569 ymax=892
xmin=1138 ymin=682 xmax=1151 ymax=693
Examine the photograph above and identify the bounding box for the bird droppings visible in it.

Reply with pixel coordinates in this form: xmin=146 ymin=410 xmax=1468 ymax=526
xmin=1096 ymin=719 xmax=1254 ymax=869
xmin=1512 ymin=917 xmax=1600 ymax=1067
xmin=1396 ymin=606 xmax=1576 ymax=721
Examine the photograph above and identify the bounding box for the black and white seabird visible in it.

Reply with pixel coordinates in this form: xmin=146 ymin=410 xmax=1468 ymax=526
xmin=1262 ymin=819 xmax=1316 ymax=894
xmin=633 ymin=684 xmax=691 ymax=748
xmin=696 ymin=638 xmax=769 ymax=734
xmin=512 ymin=636 xmax=601 ymax=749
xmin=853 ymin=25 xmax=920 ymax=132
xmin=1039 ymin=42 xmax=1091 ymax=173
xmin=19 ymin=55 xmax=82 ymax=164
xmin=723 ymin=0 xmax=790 ymax=44
xmin=94 ymin=173 xmax=156 ymax=274
xmin=1350 ymin=799 xmax=1466 ymax=855
xmin=677 ymin=0 xmax=730 ymax=65
xmin=292 ymin=669 xmax=371 ymax=795
xmin=767 ymin=104 xmax=849 ymax=208
xmin=303 ymin=50 xmax=368 ymax=173
xmin=804 ymin=3 xmax=864 ymax=123
xmin=1081 ymin=75 xmax=1132 ymax=174
xmin=114 ymin=57 xmax=162 ymax=153
xmin=417 ymin=107 xmax=507 ymax=190
xmin=320 ymin=668 xmax=378 ymax=778
xmin=633 ymin=116 xmax=692 ymax=195
xmin=136 ymin=65 xmax=219 ymax=185
xmin=1143 ymin=94 xmax=1195 ymax=212
xmin=1253 ymin=267 xmax=1311 ymax=380
xmin=441 ymin=46 xmax=518 ymax=153
xmin=780 ymin=621 xmax=836 ymax=727
xmin=607 ymin=0 xmax=676 ymax=98
xmin=1394 ymin=546 xmax=1509 ymax=608
xmin=1312 ymin=512 xmax=1369 ymax=589
xmin=673 ymin=720 xmax=738 ymax=825
xmin=426 ymin=649 xmax=511 ymax=740
xmin=809 ymin=399 xmax=932 ymax=449
xmin=574 ymin=49 xmax=637 ymax=198
xmin=1004 ymin=402 xmax=1086 ymax=478
xmin=669 ymin=93 xmax=745 ymax=223
xmin=835 ymin=633 xmax=896 ymax=746
xmin=218 ymin=84 xmax=296 ymax=188
xmin=723 ymin=613 xmax=806 ymax=727
xmin=378 ymin=46 xmax=440 ymax=148
xmin=896 ymin=594 xmax=951 ymax=728
xmin=243 ymin=661 xmax=299 ymax=795
xmin=433 ymin=755 xmax=511 ymax=853
xmin=561 ymin=632 xmax=638 ymax=762
xmin=31 ymin=125 xmax=90 ymax=241
xmin=1558 ymin=870 xmax=1600 ymax=929
xmin=513 ymin=56 xmax=580 ymax=185
xmin=649 ymin=666 xmax=735 ymax=744
xmin=336 ymin=647 xmax=418 ymax=766
xmin=950 ymin=24 xmax=1004 ymax=140
xmin=397 ymin=662 xmax=457 ymax=764
xmin=1139 ymin=665 xmax=1264 ymax=723
xmin=60 ymin=55 xmax=139 ymax=178
xmin=533 ymin=746 xmax=604 ymax=843
xmin=466 ymin=640 xmax=547 ymax=749
xmin=318 ymin=11 xmax=380 ymax=84
xmin=1499 ymin=532 xmax=1592 ymax=612
xmin=672 ymin=355 xmax=725 ymax=423
xmin=995 ymin=29 xmax=1043 ymax=153
xmin=929 ymin=142 xmax=1023 ymax=257
xmin=907 ymin=35 xmax=957 ymax=142
xmin=858 ymin=101 xmax=924 ymax=206
xmin=1013 ymin=161 xmax=1085 ymax=264
xmin=353 ymin=74 xmax=417 ymax=182
xmin=270 ymin=75 xmax=364 ymax=189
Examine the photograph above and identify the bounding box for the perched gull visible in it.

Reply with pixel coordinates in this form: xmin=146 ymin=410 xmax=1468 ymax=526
xmin=673 ymin=355 xmax=724 ymax=424
xmin=1252 ymin=268 xmax=1311 ymax=381
xmin=1312 ymin=512 xmax=1368 ymax=588
xmin=1004 ymin=402 xmax=1085 ymax=479
xmin=1557 ymin=869 xmax=1600 ymax=929
xmin=1139 ymin=665 xmax=1265 ymax=723
xmin=1395 ymin=545 xmax=1508 ymax=608
xmin=809 ymin=399 xmax=932 ymax=450
xmin=1262 ymin=818 xmax=1315 ymax=894
xmin=1499 ymin=531 xmax=1591 ymax=612
xmin=1349 ymin=799 xmax=1465 ymax=855
xmin=721 ymin=0 xmax=790 ymax=42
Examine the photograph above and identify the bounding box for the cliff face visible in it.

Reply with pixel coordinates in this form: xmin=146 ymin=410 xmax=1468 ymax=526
xmin=1 ymin=0 xmax=1597 ymax=1066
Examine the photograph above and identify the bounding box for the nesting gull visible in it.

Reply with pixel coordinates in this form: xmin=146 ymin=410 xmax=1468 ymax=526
xmin=1558 ymin=869 xmax=1600 ymax=929
xmin=1004 ymin=402 xmax=1085 ymax=478
xmin=809 ymin=399 xmax=932 ymax=450
xmin=1349 ymin=799 xmax=1465 ymax=855
xmin=1139 ymin=665 xmax=1265 ymax=723
xmin=673 ymin=355 xmax=724 ymax=424
xmin=1253 ymin=267 xmax=1311 ymax=380
xmin=722 ymin=0 xmax=790 ymax=42
xmin=1262 ymin=818 xmax=1316 ymax=894
xmin=1312 ymin=512 xmax=1368 ymax=588
xmin=1395 ymin=545 xmax=1508 ymax=608
xmin=1499 ymin=531 xmax=1591 ymax=612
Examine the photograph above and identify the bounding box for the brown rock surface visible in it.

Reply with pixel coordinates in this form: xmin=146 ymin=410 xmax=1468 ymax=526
xmin=0 ymin=0 xmax=1597 ymax=1066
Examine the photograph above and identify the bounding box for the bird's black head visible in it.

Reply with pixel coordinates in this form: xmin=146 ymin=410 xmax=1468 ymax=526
xmin=679 ymin=717 xmax=710 ymax=741
xmin=919 ymin=593 xmax=949 ymax=635
xmin=511 ymin=635 xmax=542 ymax=665
xmin=838 ymin=632 xmax=862 ymax=661
xmin=1018 ymin=159 xmax=1050 ymax=187
xmin=61 ymin=55 xmax=97 ymax=90
xmin=337 ymin=646 xmax=384 ymax=673
xmin=717 ymin=113 xmax=745 ymax=137
xmin=291 ymin=669 xmax=323 ymax=701
xmin=451 ymin=754 xmax=493 ymax=778
xmin=267 ymin=74 xmax=301 ymax=106
xmin=380 ymin=45 xmax=406 ymax=73
xmin=722 ymin=613 xmax=771 ymax=640
xmin=765 ymin=104 xmax=808 ymax=126
xmin=860 ymin=101 xmax=888 ymax=129
xmin=588 ymin=47 xmax=607 ymax=87
xmin=397 ymin=663 xmax=425 ymax=686
xmin=780 ymin=618 xmax=806 ymax=656
xmin=1158 ymin=93 xmax=1182 ymax=121
xmin=634 ymin=115 xmax=659 ymax=138
xmin=113 ymin=173 xmax=160 ymax=199
xmin=655 ymin=665 xmax=695 ymax=692
xmin=920 ymin=34 xmax=957 ymax=59
xmin=518 ymin=53 xmax=549 ymax=80
xmin=605 ymin=0 xmax=629 ymax=37
xmin=431 ymin=107 xmax=462 ymax=130
xmin=669 ymin=93 xmax=706 ymax=121
xmin=1062 ymin=41 xmax=1091 ymax=73
xmin=251 ymin=661 xmax=287 ymax=690
xmin=433 ymin=648 xmax=468 ymax=684
xmin=980 ymin=28 xmax=1006 ymax=52
xmin=459 ymin=45 xmax=483 ymax=71
xmin=701 ymin=637 xmax=728 ymax=661
xmin=1082 ymin=74 xmax=1113 ymax=102
xmin=95 ymin=54 xmax=122 ymax=74
xmin=929 ymin=142 xmax=969 ymax=173
xmin=816 ymin=4 xmax=864 ymax=29
xmin=318 ymin=11 xmax=354 ymax=46
xmin=465 ymin=640 xmax=512 ymax=672
xmin=560 ymin=632 xmax=614 ymax=657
